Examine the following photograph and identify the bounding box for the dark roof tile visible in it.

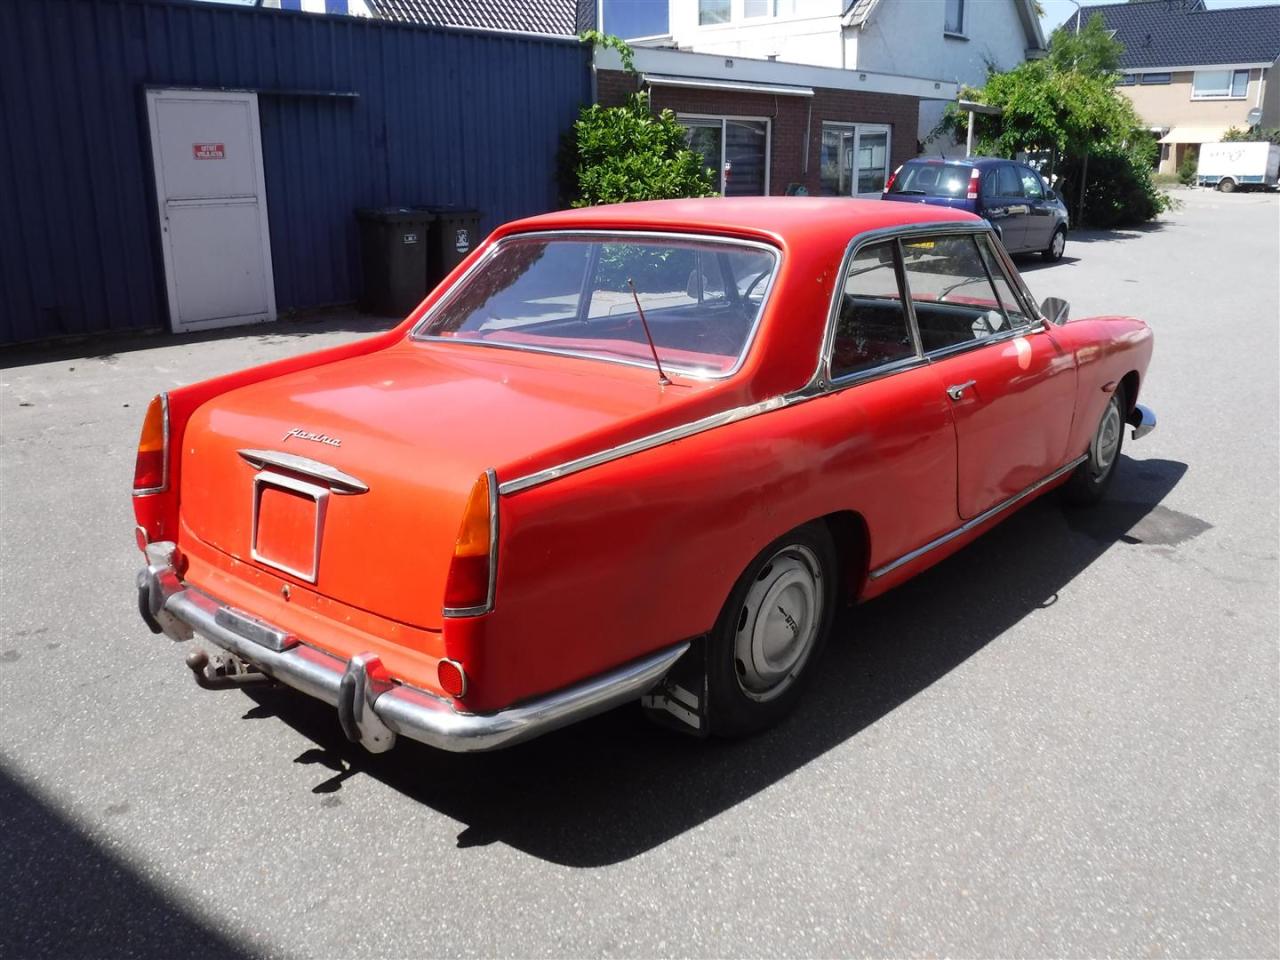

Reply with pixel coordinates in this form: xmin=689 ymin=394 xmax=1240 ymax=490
xmin=1070 ymin=2 xmax=1280 ymax=70
xmin=363 ymin=0 xmax=593 ymax=36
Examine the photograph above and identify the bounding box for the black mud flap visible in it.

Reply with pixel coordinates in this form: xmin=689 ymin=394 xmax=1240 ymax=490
xmin=640 ymin=637 xmax=710 ymax=738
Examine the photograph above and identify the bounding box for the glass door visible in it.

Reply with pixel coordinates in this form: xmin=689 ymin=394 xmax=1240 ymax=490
xmin=853 ymin=125 xmax=890 ymax=196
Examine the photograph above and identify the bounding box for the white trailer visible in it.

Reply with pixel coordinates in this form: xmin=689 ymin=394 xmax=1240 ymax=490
xmin=1196 ymin=141 xmax=1280 ymax=192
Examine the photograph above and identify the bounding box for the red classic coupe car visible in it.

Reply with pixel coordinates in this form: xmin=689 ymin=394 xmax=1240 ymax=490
xmin=134 ymin=198 xmax=1155 ymax=753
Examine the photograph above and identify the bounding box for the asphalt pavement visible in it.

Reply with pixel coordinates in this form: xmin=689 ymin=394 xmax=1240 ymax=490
xmin=2 ymin=187 xmax=1277 ymax=959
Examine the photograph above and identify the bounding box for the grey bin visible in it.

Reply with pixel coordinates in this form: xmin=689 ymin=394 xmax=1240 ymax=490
xmin=356 ymin=207 xmax=436 ymax=317
xmin=425 ymin=207 xmax=482 ymax=288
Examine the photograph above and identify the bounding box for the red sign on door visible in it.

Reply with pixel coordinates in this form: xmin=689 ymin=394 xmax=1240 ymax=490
xmin=192 ymin=143 xmax=226 ymax=160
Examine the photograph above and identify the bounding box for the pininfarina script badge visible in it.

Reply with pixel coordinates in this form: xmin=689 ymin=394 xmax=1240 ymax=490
xmin=283 ymin=427 xmax=342 ymax=447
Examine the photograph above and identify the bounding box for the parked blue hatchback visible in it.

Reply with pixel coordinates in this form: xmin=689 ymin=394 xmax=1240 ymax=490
xmin=882 ymin=157 xmax=1070 ymax=262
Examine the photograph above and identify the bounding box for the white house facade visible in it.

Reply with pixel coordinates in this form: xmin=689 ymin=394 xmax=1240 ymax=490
xmin=659 ymin=0 xmax=1045 ymax=150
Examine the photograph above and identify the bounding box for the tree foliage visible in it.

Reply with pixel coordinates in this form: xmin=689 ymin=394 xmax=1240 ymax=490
xmin=936 ymin=14 xmax=1170 ymax=227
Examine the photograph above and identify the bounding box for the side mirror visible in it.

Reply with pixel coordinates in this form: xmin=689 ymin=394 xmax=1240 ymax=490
xmin=1041 ymin=296 xmax=1069 ymax=325
xmin=1045 ymin=188 xmax=1058 ymax=201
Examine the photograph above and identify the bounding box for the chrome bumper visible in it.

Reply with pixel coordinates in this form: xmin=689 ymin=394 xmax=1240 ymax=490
xmin=1128 ymin=403 xmax=1157 ymax=440
xmin=137 ymin=547 xmax=688 ymax=753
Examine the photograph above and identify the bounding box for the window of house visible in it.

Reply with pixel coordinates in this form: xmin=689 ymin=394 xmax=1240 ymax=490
xmin=831 ymin=241 xmax=917 ymax=380
xmin=1118 ymin=73 xmax=1136 ymax=86
xmin=820 ymin=122 xmax=891 ymax=196
xmin=1192 ymin=69 xmax=1250 ymax=99
xmin=698 ymin=0 xmax=730 ymax=25
xmin=1139 ymin=73 xmax=1171 ymax=85
xmin=744 ymin=0 xmax=769 ymax=17
xmin=899 ymin=235 xmax=1011 ymax=352
xmin=944 ymin=0 xmax=964 ymax=34
xmin=681 ymin=117 xmax=770 ymax=195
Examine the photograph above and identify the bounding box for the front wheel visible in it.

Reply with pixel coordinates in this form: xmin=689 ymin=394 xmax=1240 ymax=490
xmin=1217 ymin=178 xmax=1237 ymax=193
xmin=1042 ymin=226 xmax=1067 ymax=262
xmin=1063 ymin=389 xmax=1125 ymax=506
xmin=706 ymin=523 xmax=838 ymax=737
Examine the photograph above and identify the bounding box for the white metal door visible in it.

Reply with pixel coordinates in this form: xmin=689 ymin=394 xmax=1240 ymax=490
xmin=853 ymin=125 xmax=891 ymax=197
xmin=146 ymin=89 xmax=276 ymax=332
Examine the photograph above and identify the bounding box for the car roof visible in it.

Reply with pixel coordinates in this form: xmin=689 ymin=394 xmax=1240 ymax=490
xmin=496 ymin=197 xmax=984 ymax=248
xmin=902 ymin=156 xmax=1013 ymax=169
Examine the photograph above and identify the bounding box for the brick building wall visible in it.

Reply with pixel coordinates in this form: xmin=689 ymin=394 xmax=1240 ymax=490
xmin=597 ymin=69 xmax=920 ymax=196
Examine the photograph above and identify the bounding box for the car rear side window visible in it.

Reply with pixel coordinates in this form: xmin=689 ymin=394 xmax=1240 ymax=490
xmin=831 ymin=241 xmax=918 ymax=380
xmin=899 ymin=234 xmax=1011 ymax=352
xmin=996 ymin=165 xmax=1023 ymax=198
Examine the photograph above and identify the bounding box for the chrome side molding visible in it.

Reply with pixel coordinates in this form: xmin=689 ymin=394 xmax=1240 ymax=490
xmin=869 ymin=454 xmax=1088 ymax=581
xmin=237 ymin=449 xmax=369 ymax=494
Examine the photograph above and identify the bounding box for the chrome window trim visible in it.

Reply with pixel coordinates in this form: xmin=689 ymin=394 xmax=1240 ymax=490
xmin=443 ymin=468 xmax=500 ymax=617
xmin=250 ymin=471 xmax=330 ymax=584
xmin=410 ymin=230 xmax=783 ymax=382
xmin=813 ymin=221 xmax=991 ymax=390
xmin=868 ymin=453 xmax=1088 ymax=580
xmin=133 ymin=391 xmax=171 ymax=496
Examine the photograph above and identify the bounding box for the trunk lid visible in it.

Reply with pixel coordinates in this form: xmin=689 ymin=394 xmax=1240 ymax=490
xmin=179 ymin=340 xmax=731 ymax=629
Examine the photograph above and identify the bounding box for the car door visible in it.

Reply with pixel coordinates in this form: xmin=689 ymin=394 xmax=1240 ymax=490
xmin=981 ymin=164 xmax=1028 ymax=251
xmin=1017 ymin=165 xmax=1055 ymax=252
xmin=899 ymin=232 xmax=1076 ymax=519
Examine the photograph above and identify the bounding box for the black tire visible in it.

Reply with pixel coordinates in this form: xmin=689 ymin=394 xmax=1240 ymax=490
xmin=1063 ymin=387 xmax=1126 ymax=506
xmin=705 ymin=522 xmax=838 ymax=737
xmin=1042 ymin=226 xmax=1067 ymax=262
xmin=1218 ymin=178 xmax=1236 ymax=194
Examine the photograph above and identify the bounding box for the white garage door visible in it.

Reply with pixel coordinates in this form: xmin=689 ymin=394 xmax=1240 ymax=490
xmin=145 ymin=89 xmax=276 ymax=332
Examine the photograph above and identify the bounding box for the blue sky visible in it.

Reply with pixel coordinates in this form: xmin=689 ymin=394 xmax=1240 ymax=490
xmin=602 ymin=0 xmax=1278 ymax=41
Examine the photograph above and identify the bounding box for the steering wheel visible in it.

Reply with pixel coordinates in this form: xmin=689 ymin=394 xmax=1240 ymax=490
xmin=742 ymin=268 xmax=771 ymax=302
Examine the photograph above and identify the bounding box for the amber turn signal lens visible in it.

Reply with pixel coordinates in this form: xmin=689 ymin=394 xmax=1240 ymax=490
xmin=443 ymin=471 xmax=495 ymax=612
xmin=454 ymin=472 xmax=491 ymax=558
xmin=133 ymin=394 xmax=168 ymax=493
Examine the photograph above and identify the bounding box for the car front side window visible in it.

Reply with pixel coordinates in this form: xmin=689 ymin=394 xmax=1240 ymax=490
xmin=899 ymin=234 xmax=1011 ymax=351
xmin=1018 ymin=167 xmax=1044 ymax=200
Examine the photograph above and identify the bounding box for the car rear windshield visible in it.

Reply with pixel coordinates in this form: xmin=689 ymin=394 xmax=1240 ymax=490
xmin=415 ymin=234 xmax=779 ymax=377
xmin=888 ymin=161 xmax=974 ymax=197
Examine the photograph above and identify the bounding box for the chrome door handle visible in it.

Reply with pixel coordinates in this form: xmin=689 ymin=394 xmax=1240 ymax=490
xmin=946 ymin=380 xmax=976 ymax=401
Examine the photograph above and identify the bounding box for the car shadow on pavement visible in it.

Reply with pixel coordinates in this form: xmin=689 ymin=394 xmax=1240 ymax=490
xmin=245 ymin=455 xmax=1194 ymax=868
xmin=0 ymin=767 xmax=250 ymax=959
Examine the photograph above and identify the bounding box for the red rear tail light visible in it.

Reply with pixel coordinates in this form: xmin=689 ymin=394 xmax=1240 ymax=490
xmin=443 ymin=469 xmax=498 ymax=616
xmin=967 ymin=167 xmax=981 ymax=201
xmin=884 ymin=165 xmax=901 ymax=193
xmin=133 ymin=393 xmax=169 ymax=494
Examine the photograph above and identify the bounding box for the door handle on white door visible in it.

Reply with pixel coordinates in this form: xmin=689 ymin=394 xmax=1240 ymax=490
xmin=947 ymin=380 xmax=976 ymax=401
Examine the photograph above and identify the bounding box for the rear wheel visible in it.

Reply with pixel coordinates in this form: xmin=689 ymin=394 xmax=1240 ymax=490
xmin=1042 ymin=226 xmax=1067 ymax=262
xmin=1217 ymin=178 xmax=1237 ymax=193
xmin=706 ymin=523 xmax=838 ymax=737
xmin=1063 ymin=388 xmax=1125 ymax=506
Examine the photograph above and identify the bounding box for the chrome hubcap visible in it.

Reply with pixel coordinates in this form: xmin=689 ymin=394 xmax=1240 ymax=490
xmin=734 ymin=544 xmax=823 ymax=702
xmin=1052 ymin=231 xmax=1065 ymax=257
xmin=1092 ymin=396 xmax=1122 ymax=476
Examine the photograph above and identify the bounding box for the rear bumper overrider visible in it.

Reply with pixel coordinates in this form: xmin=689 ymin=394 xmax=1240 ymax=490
xmin=137 ymin=544 xmax=688 ymax=753
xmin=1128 ymin=403 xmax=1156 ymax=440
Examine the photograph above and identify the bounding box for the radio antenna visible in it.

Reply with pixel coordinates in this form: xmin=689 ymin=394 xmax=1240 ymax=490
xmin=626 ymin=278 xmax=671 ymax=386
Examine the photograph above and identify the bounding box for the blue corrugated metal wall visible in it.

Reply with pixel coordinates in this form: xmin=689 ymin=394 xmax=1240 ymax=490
xmin=0 ymin=0 xmax=590 ymax=344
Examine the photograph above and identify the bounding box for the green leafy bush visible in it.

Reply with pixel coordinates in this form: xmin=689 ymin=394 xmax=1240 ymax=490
xmin=567 ymin=92 xmax=718 ymax=207
xmin=1058 ymin=141 xmax=1172 ymax=228
xmin=1178 ymin=147 xmax=1199 ymax=186
xmin=1222 ymin=125 xmax=1280 ymax=145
